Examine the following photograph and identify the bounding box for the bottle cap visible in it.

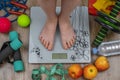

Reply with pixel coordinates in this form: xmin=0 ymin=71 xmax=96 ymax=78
xmin=9 ymin=31 xmax=18 ymax=41
xmin=13 ymin=60 xmax=24 ymax=72
xmin=92 ymin=48 xmax=98 ymax=54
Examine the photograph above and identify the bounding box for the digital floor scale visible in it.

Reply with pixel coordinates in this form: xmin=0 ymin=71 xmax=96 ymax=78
xmin=29 ymin=6 xmax=91 ymax=63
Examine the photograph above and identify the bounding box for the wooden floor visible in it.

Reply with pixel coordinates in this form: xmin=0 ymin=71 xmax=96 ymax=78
xmin=0 ymin=0 xmax=120 ymax=80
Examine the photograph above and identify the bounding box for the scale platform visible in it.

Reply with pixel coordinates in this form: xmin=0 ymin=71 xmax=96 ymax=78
xmin=29 ymin=6 xmax=91 ymax=63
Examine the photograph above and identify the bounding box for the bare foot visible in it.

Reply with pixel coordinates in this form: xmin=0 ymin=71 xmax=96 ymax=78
xmin=59 ymin=16 xmax=76 ymax=49
xmin=39 ymin=16 xmax=57 ymax=50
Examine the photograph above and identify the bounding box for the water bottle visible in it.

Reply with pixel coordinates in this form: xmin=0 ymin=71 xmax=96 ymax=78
xmin=92 ymin=40 xmax=120 ymax=56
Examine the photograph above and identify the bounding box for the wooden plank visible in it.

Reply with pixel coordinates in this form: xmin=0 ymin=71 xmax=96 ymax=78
xmin=0 ymin=0 xmax=120 ymax=80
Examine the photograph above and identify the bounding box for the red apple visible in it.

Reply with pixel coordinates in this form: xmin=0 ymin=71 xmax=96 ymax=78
xmin=68 ymin=64 xmax=82 ymax=79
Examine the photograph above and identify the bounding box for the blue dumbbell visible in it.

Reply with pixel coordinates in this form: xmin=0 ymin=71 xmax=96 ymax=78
xmin=9 ymin=31 xmax=24 ymax=72
xmin=0 ymin=31 xmax=24 ymax=72
xmin=13 ymin=49 xmax=24 ymax=72
xmin=0 ymin=38 xmax=22 ymax=63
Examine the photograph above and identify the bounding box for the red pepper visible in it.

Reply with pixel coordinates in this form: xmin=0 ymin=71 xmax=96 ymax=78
xmin=88 ymin=0 xmax=97 ymax=16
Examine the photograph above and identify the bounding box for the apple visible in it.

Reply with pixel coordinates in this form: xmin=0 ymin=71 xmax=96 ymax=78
xmin=83 ymin=64 xmax=98 ymax=80
xmin=68 ymin=64 xmax=83 ymax=79
xmin=95 ymin=56 xmax=110 ymax=71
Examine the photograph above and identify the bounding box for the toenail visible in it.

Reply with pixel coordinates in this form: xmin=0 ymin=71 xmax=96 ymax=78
xmin=48 ymin=48 xmax=52 ymax=51
xmin=64 ymin=46 xmax=68 ymax=50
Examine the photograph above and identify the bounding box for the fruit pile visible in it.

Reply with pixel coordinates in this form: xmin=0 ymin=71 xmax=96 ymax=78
xmin=68 ymin=56 xmax=110 ymax=80
xmin=31 ymin=56 xmax=110 ymax=80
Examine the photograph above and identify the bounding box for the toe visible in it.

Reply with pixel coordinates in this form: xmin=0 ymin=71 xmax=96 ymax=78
xmin=42 ymin=39 xmax=45 ymax=44
xmin=40 ymin=37 xmax=44 ymax=44
xmin=45 ymin=41 xmax=49 ymax=48
xmin=70 ymin=40 xmax=74 ymax=47
xmin=39 ymin=36 xmax=43 ymax=42
xmin=43 ymin=40 xmax=46 ymax=46
xmin=40 ymin=35 xmax=43 ymax=40
xmin=73 ymin=35 xmax=76 ymax=39
xmin=63 ymin=41 xmax=68 ymax=49
xmin=47 ymin=43 xmax=53 ymax=51
xmin=71 ymin=38 xmax=75 ymax=43
xmin=73 ymin=35 xmax=76 ymax=41
xmin=67 ymin=41 xmax=71 ymax=48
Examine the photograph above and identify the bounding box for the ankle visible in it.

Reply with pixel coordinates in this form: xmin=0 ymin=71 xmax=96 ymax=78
xmin=59 ymin=15 xmax=71 ymax=26
xmin=45 ymin=16 xmax=57 ymax=25
xmin=47 ymin=15 xmax=58 ymax=21
xmin=59 ymin=14 xmax=70 ymax=21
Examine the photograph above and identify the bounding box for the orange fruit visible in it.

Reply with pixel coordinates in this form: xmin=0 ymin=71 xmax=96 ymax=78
xmin=83 ymin=64 xmax=98 ymax=80
xmin=68 ymin=64 xmax=83 ymax=79
xmin=95 ymin=56 xmax=110 ymax=71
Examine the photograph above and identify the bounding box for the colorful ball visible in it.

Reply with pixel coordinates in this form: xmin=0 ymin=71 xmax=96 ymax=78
xmin=17 ymin=14 xmax=31 ymax=28
xmin=0 ymin=17 xmax=11 ymax=33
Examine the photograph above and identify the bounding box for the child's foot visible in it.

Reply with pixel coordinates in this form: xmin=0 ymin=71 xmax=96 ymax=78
xmin=59 ymin=16 xmax=76 ymax=49
xmin=39 ymin=16 xmax=57 ymax=50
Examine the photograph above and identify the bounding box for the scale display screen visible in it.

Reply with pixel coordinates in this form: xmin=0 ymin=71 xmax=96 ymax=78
xmin=52 ymin=53 xmax=67 ymax=59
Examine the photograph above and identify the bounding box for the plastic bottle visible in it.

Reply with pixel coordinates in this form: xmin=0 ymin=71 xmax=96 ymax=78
xmin=92 ymin=40 xmax=120 ymax=56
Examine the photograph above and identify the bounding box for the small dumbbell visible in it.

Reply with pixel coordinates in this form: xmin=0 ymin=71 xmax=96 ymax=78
xmin=0 ymin=31 xmax=24 ymax=72
xmin=0 ymin=38 xmax=22 ymax=63
xmin=9 ymin=31 xmax=24 ymax=72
